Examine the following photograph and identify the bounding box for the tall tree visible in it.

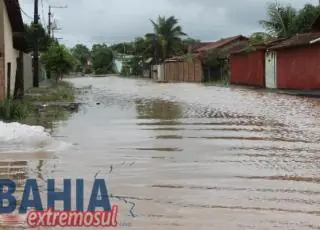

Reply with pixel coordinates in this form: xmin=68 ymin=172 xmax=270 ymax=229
xmin=292 ymin=4 xmax=320 ymax=33
xmin=147 ymin=16 xmax=187 ymax=61
xmin=71 ymin=44 xmax=91 ymax=68
xmin=110 ymin=42 xmax=134 ymax=55
xmin=41 ymin=42 xmax=75 ymax=83
xmin=91 ymin=43 xmax=114 ymax=74
xmin=259 ymin=2 xmax=297 ymax=37
xmin=260 ymin=3 xmax=320 ymax=38
xmin=24 ymin=23 xmax=52 ymax=52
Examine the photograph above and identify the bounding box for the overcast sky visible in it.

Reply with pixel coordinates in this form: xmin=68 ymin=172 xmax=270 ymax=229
xmin=20 ymin=0 xmax=318 ymax=48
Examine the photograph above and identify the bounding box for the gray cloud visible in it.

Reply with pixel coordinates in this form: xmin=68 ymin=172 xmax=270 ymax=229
xmin=20 ymin=0 xmax=318 ymax=47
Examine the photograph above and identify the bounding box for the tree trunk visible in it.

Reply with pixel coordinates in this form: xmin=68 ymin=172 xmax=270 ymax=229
xmin=13 ymin=51 xmax=24 ymax=100
xmin=55 ymin=72 xmax=59 ymax=85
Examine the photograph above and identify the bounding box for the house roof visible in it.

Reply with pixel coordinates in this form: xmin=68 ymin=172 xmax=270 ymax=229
xmin=3 ymin=0 xmax=27 ymax=51
xmin=189 ymin=42 xmax=215 ymax=52
xmin=196 ymin=35 xmax=249 ymax=52
xmin=230 ymin=45 xmax=267 ymax=55
xmin=269 ymin=32 xmax=320 ymax=50
xmin=230 ymin=37 xmax=289 ymax=55
xmin=4 ymin=0 xmax=24 ymax=33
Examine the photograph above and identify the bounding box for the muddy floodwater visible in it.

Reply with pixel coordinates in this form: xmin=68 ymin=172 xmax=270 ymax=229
xmin=1 ymin=76 xmax=320 ymax=229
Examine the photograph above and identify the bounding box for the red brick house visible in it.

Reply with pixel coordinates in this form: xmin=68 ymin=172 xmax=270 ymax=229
xmin=230 ymin=45 xmax=266 ymax=87
xmin=229 ymin=38 xmax=287 ymax=88
xmin=268 ymin=32 xmax=320 ymax=90
xmin=230 ymin=14 xmax=320 ymax=90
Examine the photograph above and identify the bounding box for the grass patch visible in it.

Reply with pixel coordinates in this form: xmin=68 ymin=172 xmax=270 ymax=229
xmin=0 ymin=80 xmax=77 ymax=127
xmin=24 ymin=80 xmax=75 ymax=102
xmin=0 ymin=99 xmax=30 ymax=121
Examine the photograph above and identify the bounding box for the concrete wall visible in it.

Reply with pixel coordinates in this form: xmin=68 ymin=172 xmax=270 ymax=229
xmin=23 ymin=53 xmax=33 ymax=90
xmin=1 ymin=0 xmax=18 ymax=98
xmin=157 ymin=64 xmax=164 ymax=81
xmin=3 ymin=2 xmax=18 ymax=97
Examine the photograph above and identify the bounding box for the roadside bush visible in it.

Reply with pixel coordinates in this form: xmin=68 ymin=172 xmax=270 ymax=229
xmin=0 ymin=99 xmax=29 ymax=121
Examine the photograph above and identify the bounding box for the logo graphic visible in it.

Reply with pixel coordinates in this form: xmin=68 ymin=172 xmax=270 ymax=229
xmin=0 ymin=179 xmax=118 ymax=227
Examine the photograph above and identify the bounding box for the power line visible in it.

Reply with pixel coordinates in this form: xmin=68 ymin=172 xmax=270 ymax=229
xmin=21 ymin=9 xmax=33 ymax=20
xmin=48 ymin=5 xmax=67 ymax=40
xmin=8 ymin=0 xmax=33 ymax=20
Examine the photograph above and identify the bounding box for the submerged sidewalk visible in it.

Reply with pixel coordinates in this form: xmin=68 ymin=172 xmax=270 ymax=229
xmin=274 ymin=89 xmax=320 ymax=98
xmin=229 ymin=85 xmax=320 ymax=98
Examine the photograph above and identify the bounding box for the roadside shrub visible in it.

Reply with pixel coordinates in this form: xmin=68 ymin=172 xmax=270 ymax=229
xmin=0 ymin=99 xmax=29 ymax=121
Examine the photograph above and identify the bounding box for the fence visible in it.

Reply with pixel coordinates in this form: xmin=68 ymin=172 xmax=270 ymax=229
xmin=164 ymin=59 xmax=203 ymax=82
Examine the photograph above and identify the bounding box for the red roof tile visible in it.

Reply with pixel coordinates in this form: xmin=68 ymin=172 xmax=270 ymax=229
xmin=189 ymin=42 xmax=215 ymax=52
xmin=196 ymin=35 xmax=249 ymax=52
xmin=269 ymin=32 xmax=320 ymax=50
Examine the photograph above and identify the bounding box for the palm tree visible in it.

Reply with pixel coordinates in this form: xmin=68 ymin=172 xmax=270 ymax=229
xmin=147 ymin=16 xmax=187 ymax=61
xmin=259 ymin=2 xmax=297 ymax=37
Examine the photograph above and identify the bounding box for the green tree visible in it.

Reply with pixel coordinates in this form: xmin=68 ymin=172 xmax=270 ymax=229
xmin=91 ymin=43 xmax=114 ymax=74
xmin=24 ymin=23 xmax=52 ymax=52
xmin=259 ymin=2 xmax=297 ymax=37
xmin=147 ymin=16 xmax=187 ymax=61
xmin=110 ymin=42 xmax=135 ymax=55
xmin=260 ymin=3 xmax=320 ymax=38
xmin=41 ymin=42 xmax=74 ymax=83
xmin=249 ymin=32 xmax=273 ymax=45
xmin=70 ymin=44 xmax=91 ymax=70
xmin=292 ymin=4 xmax=320 ymax=33
xmin=132 ymin=36 xmax=154 ymax=59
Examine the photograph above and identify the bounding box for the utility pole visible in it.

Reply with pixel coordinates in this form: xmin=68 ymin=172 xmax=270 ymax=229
xmin=48 ymin=6 xmax=52 ymax=37
xmin=33 ymin=0 xmax=39 ymax=87
xmin=48 ymin=5 xmax=67 ymax=40
xmin=51 ymin=20 xmax=62 ymax=40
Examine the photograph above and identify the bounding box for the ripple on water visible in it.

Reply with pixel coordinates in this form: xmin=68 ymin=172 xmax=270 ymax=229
xmin=30 ymin=77 xmax=320 ymax=230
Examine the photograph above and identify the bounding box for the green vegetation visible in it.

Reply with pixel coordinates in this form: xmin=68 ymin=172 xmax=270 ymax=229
xmin=71 ymin=15 xmax=191 ymax=77
xmin=24 ymin=81 xmax=75 ymax=102
xmin=23 ymin=23 xmax=53 ymax=52
xmin=259 ymin=3 xmax=320 ymax=38
xmin=0 ymin=81 xmax=76 ymax=127
xmin=70 ymin=44 xmax=91 ymax=70
xmin=0 ymin=99 xmax=29 ymax=121
xmin=41 ymin=42 xmax=75 ymax=83
xmin=70 ymin=43 xmax=115 ymax=75
xmin=147 ymin=16 xmax=187 ymax=61
xmin=91 ymin=44 xmax=114 ymax=74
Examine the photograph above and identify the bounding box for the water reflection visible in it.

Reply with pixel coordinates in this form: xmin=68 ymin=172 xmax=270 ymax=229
xmin=135 ymin=99 xmax=183 ymax=120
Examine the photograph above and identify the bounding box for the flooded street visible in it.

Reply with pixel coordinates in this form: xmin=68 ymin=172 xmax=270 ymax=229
xmin=1 ymin=76 xmax=320 ymax=229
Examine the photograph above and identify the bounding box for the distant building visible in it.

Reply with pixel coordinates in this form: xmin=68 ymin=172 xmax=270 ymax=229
xmin=155 ymin=35 xmax=249 ymax=83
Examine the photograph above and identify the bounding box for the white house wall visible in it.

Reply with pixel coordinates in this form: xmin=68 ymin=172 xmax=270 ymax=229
xmin=3 ymin=1 xmax=18 ymax=97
